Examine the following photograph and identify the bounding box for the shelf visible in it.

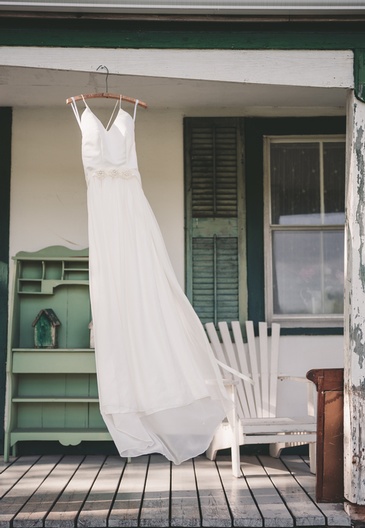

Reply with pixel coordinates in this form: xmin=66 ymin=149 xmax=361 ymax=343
xmin=10 ymin=429 xmax=111 ymax=446
xmin=13 ymin=348 xmax=94 ymax=352
xmin=11 ymin=428 xmax=109 ymax=433
xmin=16 ymin=250 xmax=89 ymax=294
xmin=13 ymin=397 xmax=99 ymax=403
xmin=4 ymin=246 xmax=106 ymax=461
xmin=18 ymin=278 xmax=89 ymax=294
xmin=12 ymin=349 xmax=96 ymax=374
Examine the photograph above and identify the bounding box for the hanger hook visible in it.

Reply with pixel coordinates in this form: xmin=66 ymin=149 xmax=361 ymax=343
xmin=97 ymin=65 xmax=109 ymax=93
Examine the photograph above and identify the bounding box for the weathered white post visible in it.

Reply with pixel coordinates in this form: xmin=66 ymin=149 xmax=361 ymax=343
xmin=344 ymin=89 xmax=365 ymax=515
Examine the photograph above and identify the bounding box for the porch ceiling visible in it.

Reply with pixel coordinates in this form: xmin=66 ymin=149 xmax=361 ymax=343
xmin=0 ymin=65 xmax=348 ymax=111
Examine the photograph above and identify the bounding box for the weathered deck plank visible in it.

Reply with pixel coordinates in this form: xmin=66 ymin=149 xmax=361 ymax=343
xmin=194 ymin=456 xmax=232 ymax=527
xmin=282 ymin=456 xmax=351 ymax=527
xmin=139 ymin=454 xmax=170 ymax=527
xmin=0 ymin=454 xmax=351 ymax=528
xmin=0 ymin=456 xmax=40 ymax=499
xmin=13 ymin=455 xmax=82 ymax=528
xmin=170 ymin=458 xmax=200 ymax=527
xmin=259 ymin=455 xmax=325 ymax=527
xmin=0 ymin=458 xmax=14 ymax=475
xmin=108 ymin=456 xmax=148 ymax=527
xmin=77 ymin=456 xmax=125 ymax=528
xmin=45 ymin=455 xmax=105 ymax=528
xmin=217 ymin=457 xmax=263 ymax=527
xmin=0 ymin=455 xmax=60 ymax=528
xmin=241 ymin=455 xmax=293 ymax=527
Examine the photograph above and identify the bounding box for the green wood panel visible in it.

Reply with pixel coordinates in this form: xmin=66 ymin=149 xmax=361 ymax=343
xmin=0 ymin=108 xmax=12 ymax=455
xmin=63 ymin=403 xmax=89 ymax=428
xmin=17 ymin=286 xmax=91 ymax=349
xmin=190 ymin=125 xmax=238 ymax=218
xmin=192 ymin=237 xmax=239 ymax=324
xmin=17 ymin=403 xmax=43 ymax=428
xmin=354 ymin=48 xmax=365 ymax=102
xmin=15 ymin=402 xmax=107 ymax=430
xmin=185 ymin=117 xmax=246 ymax=326
xmin=16 ymin=374 xmax=98 ymax=398
xmin=1 ymin=18 xmax=365 ymax=49
xmin=89 ymin=403 xmax=108 ymax=428
xmin=12 ymin=350 xmax=96 ymax=373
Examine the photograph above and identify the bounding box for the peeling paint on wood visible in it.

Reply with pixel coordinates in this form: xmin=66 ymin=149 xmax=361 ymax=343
xmin=344 ymin=388 xmax=365 ymax=502
xmin=344 ymin=91 xmax=365 ymax=505
xmin=355 ymin=119 xmax=365 ymax=291
xmin=352 ymin=324 xmax=365 ymax=369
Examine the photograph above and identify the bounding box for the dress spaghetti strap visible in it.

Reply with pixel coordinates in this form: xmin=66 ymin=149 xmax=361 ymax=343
xmin=70 ymin=97 xmax=82 ymax=129
xmin=105 ymin=99 xmax=120 ymax=131
xmin=70 ymin=95 xmax=89 ymax=129
xmin=133 ymin=99 xmax=139 ymax=122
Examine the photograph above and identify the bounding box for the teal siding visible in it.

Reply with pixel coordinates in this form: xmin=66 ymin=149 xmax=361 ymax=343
xmin=1 ymin=18 xmax=365 ymax=49
xmin=0 ymin=108 xmax=12 ymax=454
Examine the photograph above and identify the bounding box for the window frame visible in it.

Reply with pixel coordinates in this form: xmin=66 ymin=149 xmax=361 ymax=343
xmin=264 ymin=133 xmax=346 ymax=328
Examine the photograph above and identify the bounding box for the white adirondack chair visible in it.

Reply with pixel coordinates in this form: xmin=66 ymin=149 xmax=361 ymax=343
xmin=205 ymin=321 xmax=317 ymax=477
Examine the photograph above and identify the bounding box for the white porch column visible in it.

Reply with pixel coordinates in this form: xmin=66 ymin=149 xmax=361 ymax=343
xmin=344 ymin=90 xmax=365 ymax=507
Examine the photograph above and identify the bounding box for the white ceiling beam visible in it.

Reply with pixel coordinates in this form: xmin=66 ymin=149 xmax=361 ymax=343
xmin=0 ymin=47 xmax=354 ymax=89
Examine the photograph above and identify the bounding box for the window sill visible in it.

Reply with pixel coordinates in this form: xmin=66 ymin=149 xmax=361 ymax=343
xmin=270 ymin=314 xmax=344 ymax=330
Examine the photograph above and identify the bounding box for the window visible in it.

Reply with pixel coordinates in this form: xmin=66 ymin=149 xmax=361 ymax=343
xmin=264 ymin=136 xmax=346 ymax=327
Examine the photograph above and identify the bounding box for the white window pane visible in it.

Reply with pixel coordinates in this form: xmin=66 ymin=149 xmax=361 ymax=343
xmin=272 ymin=230 xmax=344 ymax=315
xmin=270 ymin=143 xmax=320 ymax=225
xmin=323 ymin=142 xmax=346 ymax=225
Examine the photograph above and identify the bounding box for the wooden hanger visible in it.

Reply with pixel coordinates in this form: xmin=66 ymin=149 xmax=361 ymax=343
xmin=66 ymin=66 xmax=147 ymax=108
xmin=66 ymin=93 xmax=148 ymax=108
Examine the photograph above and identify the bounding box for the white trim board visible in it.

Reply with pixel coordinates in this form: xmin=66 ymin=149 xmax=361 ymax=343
xmin=0 ymin=48 xmax=354 ymax=88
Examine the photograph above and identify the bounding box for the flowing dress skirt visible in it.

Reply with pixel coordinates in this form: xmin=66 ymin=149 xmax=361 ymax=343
xmin=87 ymin=170 xmax=230 ymax=464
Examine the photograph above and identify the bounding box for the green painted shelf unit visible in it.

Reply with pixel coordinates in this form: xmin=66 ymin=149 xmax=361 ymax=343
xmin=4 ymin=246 xmax=111 ymax=461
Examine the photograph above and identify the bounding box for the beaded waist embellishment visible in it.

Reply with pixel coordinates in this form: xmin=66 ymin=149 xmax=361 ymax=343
xmin=90 ymin=168 xmax=140 ymax=181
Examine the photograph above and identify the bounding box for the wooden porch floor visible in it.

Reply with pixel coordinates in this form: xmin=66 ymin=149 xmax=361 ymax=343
xmin=0 ymin=453 xmax=350 ymax=528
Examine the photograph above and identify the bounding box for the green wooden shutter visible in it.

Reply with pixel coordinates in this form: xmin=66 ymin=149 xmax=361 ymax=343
xmin=184 ymin=118 xmax=246 ymax=325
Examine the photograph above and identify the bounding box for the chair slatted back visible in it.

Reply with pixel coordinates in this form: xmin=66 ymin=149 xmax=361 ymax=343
xmin=218 ymin=321 xmax=251 ymax=420
xmin=231 ymin=321 xmax=256 ymax=418
xmin=205 ymin=321 xmax=281 ymax=420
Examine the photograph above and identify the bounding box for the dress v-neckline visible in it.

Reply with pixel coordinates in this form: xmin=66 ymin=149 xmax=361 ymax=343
xmin=84 ymin=106 xmax=123 ymax=133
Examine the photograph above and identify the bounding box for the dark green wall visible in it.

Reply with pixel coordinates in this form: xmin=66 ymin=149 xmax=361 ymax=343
xmin=0 ymin=17 xmax=365 ymax=49
xmin=0 ymin=108 xmax=12 ymax=454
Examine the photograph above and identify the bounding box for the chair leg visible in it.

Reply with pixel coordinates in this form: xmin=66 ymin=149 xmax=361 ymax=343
xmin=206 ymin=443 xmax=218 ymax=461
xmin=226 ymin=384 xmax=241 ymax=477
xmin=229 ymin=408 xmax=240 ymax=477
xmin=269 ymin=442 xmax=285 ymax=458
xmin=309 ymin=442 xmax=316 ymax=474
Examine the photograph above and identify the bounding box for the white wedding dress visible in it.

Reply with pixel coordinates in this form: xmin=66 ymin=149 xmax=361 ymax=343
xmin=71 ymin=97 xmax=231 ymax=464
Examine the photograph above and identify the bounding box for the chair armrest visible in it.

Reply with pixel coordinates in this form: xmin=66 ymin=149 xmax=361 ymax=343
xmin=278 ymin=375 xmax=308 ymax=382
xmin=216 ymin=359 xmax=254 ymax=385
